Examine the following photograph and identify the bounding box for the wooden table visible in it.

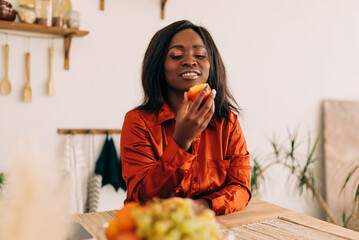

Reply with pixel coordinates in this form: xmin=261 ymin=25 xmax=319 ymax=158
xmin=72 ymin=198 xmax=359 ymax=239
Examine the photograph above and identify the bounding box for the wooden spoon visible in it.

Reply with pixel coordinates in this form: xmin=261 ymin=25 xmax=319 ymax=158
xmin=48 ymin=47 xmax=56 ymax=96
xmin=0 ymin=44 xmax=12 ymax=95
xmin=24 ymin=52 xmax=32 ymax=102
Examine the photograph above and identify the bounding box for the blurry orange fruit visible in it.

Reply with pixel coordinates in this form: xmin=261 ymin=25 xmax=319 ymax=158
xmin=116 ymin=204 xmax=138 ymax=232
xmin=114 ymin=231 xmax=140 ymax=240
xmin=105 ymin=202 xmax=141 ymax=240
xmin=105 ymin=217 xmax=122 ymax=240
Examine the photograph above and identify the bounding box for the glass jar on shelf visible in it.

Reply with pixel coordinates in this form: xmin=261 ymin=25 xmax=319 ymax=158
xmin=35 ymin=0 xmax=52 ymax=26
xmin=52 ymin=0 xmax=63 ymax=27
xmin=18 ymin=3 xmax=36 ymax=24
xmin=66 ymin=10 xmax=80 ymax=29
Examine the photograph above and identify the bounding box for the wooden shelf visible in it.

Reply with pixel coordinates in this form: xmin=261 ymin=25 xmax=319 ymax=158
xmin=0 ymin=20 xmax=89 ymax=70
xmin=58 ymin=128 xmax=122 ymax=135
xmin=97 ymin=0 xmax=167 ymax=19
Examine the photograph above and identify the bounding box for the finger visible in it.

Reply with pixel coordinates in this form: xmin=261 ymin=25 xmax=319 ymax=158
xmin=183 ymin=91 xmax=189 ymax=106
xmin=197 ymin=89 xmax=216 ymax=117
xmin=203 ymin=100 xmax=215 ymax=124
xmin=177 ymin=92 xmax=190 ymax=116
xmin=188 ymin=99 xmax=193 ymax=109
xmin=188 ymin=85 xmax=209 ymax=114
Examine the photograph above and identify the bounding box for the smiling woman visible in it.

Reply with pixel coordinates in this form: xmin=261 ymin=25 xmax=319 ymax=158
xmin=120 ymin=20 xmax=251 ymax=216
xmin=164 ymin=28 xmax=210 ymax=99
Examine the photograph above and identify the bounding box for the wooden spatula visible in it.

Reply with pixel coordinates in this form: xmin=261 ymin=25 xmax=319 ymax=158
xmin=24 ymin=52 xmax=32 ymax=102
xmin=48 ymin=47 xmax=56 ymax=96
xmin=0 ymin=44 xmax=12 ymax=95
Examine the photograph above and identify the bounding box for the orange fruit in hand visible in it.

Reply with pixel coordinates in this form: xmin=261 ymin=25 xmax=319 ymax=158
xmin=187 ymin=83 xmax=211 ymax=103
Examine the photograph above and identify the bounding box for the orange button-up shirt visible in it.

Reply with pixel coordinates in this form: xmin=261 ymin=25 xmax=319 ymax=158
xmin=120 ymin=102 xmax=251 ymax=215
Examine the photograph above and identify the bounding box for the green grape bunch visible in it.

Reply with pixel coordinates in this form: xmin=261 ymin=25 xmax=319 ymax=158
xmin=131 ymin=197 xmax=222 ymax=240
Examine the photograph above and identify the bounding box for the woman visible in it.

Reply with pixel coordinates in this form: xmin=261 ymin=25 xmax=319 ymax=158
xmin=120 ymin=20 xmax=251 ymax=215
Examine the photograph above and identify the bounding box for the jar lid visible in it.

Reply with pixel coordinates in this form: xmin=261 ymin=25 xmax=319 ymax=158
xmin=19 ymin=3 xmax=35 ymax=9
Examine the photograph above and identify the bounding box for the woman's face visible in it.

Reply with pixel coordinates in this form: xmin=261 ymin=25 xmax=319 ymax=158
xmin=164 ymin=29 xmax=210 ymax=96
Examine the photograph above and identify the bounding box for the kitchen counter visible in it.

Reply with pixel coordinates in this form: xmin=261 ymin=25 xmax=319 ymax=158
xmin=72 ymin=198 xmax=359 ymax=239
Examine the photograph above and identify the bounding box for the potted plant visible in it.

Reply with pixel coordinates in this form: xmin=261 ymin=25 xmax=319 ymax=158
xmin=251 ymin=129 xmax=337 ymax=224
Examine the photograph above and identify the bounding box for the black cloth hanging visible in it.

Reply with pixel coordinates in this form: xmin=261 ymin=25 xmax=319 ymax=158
xmin=94 ymin=134 xmax=127 ymax=191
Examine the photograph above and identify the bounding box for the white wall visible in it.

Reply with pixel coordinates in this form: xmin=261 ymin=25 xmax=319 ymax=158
xmin=1 ymin=0 xmax=359 ymax=218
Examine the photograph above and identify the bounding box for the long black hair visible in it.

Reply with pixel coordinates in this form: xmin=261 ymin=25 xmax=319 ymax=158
xmin=138 ymin=20 xmax=240 ymax=119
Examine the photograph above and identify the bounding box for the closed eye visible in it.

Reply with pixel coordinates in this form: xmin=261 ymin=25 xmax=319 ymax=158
xmin=196 ymin=55 xmax=207 ymax=59
xmin=170 ymin=55 xmax=182 ymax=59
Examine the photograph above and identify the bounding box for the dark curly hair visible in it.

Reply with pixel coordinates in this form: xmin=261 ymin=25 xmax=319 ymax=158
xmin=138 ymin=20 xmax=240 ymax=119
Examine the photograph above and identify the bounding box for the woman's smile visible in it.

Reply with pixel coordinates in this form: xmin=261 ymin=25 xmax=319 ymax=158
xmin=179 ymin=69 xmax=201 ymax=80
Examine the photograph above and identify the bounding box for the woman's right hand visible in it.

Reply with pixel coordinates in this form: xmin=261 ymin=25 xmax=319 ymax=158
xmin=173 ymin=86 xmax=216 ymax=151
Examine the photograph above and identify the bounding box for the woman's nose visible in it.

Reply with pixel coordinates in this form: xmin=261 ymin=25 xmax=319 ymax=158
xmin=182 ymin=56 xmax=197 ymax=66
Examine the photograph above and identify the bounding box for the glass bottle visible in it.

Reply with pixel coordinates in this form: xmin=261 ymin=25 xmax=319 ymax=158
xmin=52 ymin=0 xmax=63 ymax=27
xmin=35 ymin=0 xmax=52 ymax=26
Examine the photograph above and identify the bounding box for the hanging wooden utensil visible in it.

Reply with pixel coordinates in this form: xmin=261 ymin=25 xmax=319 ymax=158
xmin=100 ymin=0 xmax=104 ymax=10
xmin=48 ymin=47 xmax=56 ymax=96
xmin=0 ymin=44 xmax=12 ymax=95
xmin=24 ymin=52 xmax=32 ymax=102
xmin=161 ymin=0 xmax=167 ymax=19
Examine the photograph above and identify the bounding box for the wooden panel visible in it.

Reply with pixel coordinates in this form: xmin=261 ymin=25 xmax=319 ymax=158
xmin=323 ymin=99 xmax=359 ymax=231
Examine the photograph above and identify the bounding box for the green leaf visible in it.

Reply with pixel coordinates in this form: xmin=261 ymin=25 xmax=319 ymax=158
xmin=306 ymin=135 xmax=319 ymax=166
xmin=342 ymin=210 xmax=353 ymax=228
xmin=0 ymin=172 xmax=4 ymax=184
xmin=250 ymin=158 xmax=262 ymax=194
xmin=309 ymin=171 xmax=315 ymax=194
xmin=0 ymin=172 xmax=4 ymax=191
xmin=298 ymin=175 xmax=306 ymax=195
xmin=342 ymin=211 xmax=346 ymax=227
xmin=272 ymin=142 xmax=279 ymax=157
xmin=341 ymin=165 xmax=359 ymax=192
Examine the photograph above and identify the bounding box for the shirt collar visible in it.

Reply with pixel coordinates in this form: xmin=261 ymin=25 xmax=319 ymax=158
xmin=157 ymin=102 xmax=216 ymax=127
xmin=157 ymin=102 xmax=176 ymax=125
